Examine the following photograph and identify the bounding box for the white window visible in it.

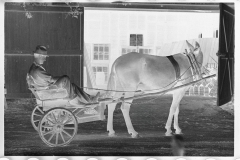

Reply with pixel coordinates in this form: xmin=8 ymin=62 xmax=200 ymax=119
xmin=122 ymin=47 xmax=137 ymax=55
xmin=121 ymin=47 xmax=152 ymax=55
xmin=92 ymin=66 xmax=109 ymax=83
xmin=139 ymin=48 xmax=152 ymax=54
xmin=93 ymin=44 xmax=109 ymax=60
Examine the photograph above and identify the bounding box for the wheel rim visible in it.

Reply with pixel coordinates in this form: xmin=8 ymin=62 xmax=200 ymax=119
xmin=31 ymin=106 xmax=44 ymax=131
xmin=38 ymin=108 xmax=78 ymax=147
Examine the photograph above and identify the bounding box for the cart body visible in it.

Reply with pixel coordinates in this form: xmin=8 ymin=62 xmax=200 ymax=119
xmin=26 ymin=74 xmax=105 ymax=147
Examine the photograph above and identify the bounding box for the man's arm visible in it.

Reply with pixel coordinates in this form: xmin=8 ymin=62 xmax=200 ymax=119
xmin=37 ymin=69 xmax=57 ymax=84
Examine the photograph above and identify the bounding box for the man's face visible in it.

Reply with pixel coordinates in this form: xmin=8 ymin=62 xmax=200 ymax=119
xmin=39 ymin=54 xmax=47 ymax=64
xmin=35 ymin=54 xmax=48 ymax=65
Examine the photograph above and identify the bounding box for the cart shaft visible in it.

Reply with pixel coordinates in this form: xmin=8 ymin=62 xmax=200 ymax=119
xmin=85 ymin=74 xmax=216 ymax=106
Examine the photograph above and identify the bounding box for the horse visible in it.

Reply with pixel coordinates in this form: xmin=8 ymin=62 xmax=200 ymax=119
xmin=104 ymin=40 xmax=203 ymax=137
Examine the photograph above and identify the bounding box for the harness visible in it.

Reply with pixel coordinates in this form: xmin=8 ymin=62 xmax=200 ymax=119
xmin=167 ymin=55 xmax=180 ymax=80
xmin=182 ymin=49 xmax=202 ymax=81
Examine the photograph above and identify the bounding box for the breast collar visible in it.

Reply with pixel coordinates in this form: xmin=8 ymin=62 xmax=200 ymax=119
xmin=33 ymin=62 xmax=46 ymax=71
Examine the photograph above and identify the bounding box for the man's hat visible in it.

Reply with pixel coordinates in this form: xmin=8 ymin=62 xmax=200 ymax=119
xmin=34 ymin=45 xmax=48 ymax=56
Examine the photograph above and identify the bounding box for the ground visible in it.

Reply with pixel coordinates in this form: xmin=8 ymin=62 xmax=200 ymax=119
xmin=4 ymin=95 xmax=234 ymax=156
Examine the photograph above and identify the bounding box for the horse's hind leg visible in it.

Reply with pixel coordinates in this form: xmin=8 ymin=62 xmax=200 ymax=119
xmin=121 ymin=101 xmax=139 ymax=138
xmin=121 ymin=93 xmax=139 ymax=138
xmin=107 ymin=103 xmax=117 ymax=137
xmin=165 ymin=88 xmax=186 ymax=136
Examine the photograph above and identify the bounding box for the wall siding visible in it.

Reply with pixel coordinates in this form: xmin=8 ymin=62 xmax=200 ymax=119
xmin=5 ymin=6 xmax=83 ymax=98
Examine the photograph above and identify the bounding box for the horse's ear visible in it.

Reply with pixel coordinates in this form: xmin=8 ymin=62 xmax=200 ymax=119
xmin=195 ymin=41 xmax=200 ymax=48
xmin=186 ymin=40 xmax=194 ymax=52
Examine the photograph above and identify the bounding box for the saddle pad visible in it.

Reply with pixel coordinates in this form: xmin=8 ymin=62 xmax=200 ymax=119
xmin=167 ymin=55 xmax=180 ymax=79
xmin=36 ymin=88 xmax=68 ymax=100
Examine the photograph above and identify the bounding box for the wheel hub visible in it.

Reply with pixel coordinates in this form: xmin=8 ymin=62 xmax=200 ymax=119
xmin=53 ymin=123 xmax=63 ymax=132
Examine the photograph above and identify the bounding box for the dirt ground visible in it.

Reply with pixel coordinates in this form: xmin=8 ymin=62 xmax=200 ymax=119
xmin=4 ymin=95 xmax=234 ymax=156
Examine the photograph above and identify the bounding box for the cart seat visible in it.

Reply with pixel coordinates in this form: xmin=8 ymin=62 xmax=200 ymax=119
xmin=26 ymin=74 xmax=68 ymax=101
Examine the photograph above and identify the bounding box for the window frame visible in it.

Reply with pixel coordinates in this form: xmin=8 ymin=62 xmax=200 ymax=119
xmin=92 ymin=65 xmax=109 ymax=83
xmin=93 ymin=44 xmax=110 ymax=61
xmin=121 ymin=46 xmax=153 ymax=55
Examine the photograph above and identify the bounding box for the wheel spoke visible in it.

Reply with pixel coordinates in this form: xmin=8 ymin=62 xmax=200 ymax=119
xmin=57 ymin=111 xmax=61 ymax=121
xmin=63 ymin=116 xmax=74 ymax=125
xmin=56 ymin=132 xmax=59 ymax=145
xmin=46 ymin=116 xmax=55 ymax=125
xmin=48 ymin=132 xmax=56 ymax=142
xmin=36 ymin=107 xmax=44 ymax=114
xmin=43 ymin=129 xmax=54 ymax=136
xmin=63 ymin=126 xmax=76 ymax=130
xmin=60 ymin=131 xmax=66 ymax=143
xmin=42 ymin=124 xmax=54 ymax=128
xmin=60 ymin=114 xmax=68 ymax=123
xmin=51 ymin=112 xmax=58 ymax=123
xmin=62 ymin=129 xmax=72 ymax=138
xmin=64 ymin=119 xmax=73 ymax=125
xmin=33 ymin=120 xmax=40 ymax=123
xmin=33 ymin=113 xmax=43 ymax=117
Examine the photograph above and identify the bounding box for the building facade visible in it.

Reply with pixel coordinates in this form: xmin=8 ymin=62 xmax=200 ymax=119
xmin=84 ymin=10 xmax=219 ymax=90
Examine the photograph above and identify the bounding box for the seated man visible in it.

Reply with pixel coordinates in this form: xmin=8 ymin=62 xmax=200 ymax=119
xmin=28 ymin=45 xmax=99 ymax=104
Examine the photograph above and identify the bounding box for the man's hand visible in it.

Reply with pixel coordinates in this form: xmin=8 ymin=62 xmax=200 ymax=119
xmin=50 ymin=76 xmax=60 ymax=84
xmin=91 ymin=92 xmax=100 ymax=103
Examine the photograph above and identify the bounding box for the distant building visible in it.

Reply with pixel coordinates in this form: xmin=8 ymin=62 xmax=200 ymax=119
xmin=84 ymin=10 xmax=219 ymax=90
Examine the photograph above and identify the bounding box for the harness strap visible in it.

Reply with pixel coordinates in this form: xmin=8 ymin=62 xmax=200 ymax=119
xmin=185 ymin=53 xmax=197 ymax=79
xmin=192 ymin=53 xmax=203 ymax=79
xmin=185 ymin=54 xmax=195 ymax=70
xmin=167 ymin=55 xmax=180 ymax=80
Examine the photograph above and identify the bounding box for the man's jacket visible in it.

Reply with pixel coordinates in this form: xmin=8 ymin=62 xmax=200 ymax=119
xmin=28 ymin=62 xmax=54 ymax=87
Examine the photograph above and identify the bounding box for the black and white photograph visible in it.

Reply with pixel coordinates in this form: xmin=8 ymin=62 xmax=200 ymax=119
xmin=1 ymin=1 xmax=238 ymax=158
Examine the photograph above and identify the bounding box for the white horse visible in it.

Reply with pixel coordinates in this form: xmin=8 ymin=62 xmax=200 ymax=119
xmin=104 ymin=40 xmax=203 ymax=137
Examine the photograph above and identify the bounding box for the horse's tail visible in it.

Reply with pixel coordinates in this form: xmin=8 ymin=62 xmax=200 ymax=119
xmin=104 ymin=63 xmax=117 ymax=98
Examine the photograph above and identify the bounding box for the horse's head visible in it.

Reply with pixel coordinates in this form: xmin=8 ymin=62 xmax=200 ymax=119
xmin=186 ymin=40 xmax=203 ymax=66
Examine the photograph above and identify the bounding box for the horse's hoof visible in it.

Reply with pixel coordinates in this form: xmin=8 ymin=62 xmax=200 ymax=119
xmin=174 ymin=129 xmax=183 ymax=135
xmin=165 ymin=132 xmax=173 ymax=136
xmin=108 ymin=132 xmax=117 ymax=137
xmin=175 ymin=131 xmax=183 ymax=135
xmin=131 ymin=133 xmax=141 ymax=138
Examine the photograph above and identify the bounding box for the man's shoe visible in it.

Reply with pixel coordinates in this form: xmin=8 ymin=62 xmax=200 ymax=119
xmin=91 ymin=92 xmax=100 ymax=103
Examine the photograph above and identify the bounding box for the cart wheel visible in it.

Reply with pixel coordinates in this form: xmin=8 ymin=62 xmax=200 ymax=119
xmin=31 ymin=106 xmax=45 ymax=131
xmin=38 ymin=108 xmax=78 ymax=147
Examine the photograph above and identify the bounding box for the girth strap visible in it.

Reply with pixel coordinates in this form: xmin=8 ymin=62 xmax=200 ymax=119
xmin=167 ymin=55 xmax=180 ymax=79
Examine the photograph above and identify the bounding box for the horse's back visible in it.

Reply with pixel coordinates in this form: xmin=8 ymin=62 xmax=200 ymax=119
xmin=112 ymin=52 xmax=180 ymax=90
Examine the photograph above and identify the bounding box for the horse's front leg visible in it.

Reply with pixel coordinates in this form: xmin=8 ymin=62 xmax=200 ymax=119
xmin=107 ymin=103 xmax=117 ymax=137
xmin=174 ymin=106 xmax=182 ymax=134
xmin=121 ymin=100 xmax=139 ymax=138
xmin=165 ymin=89 xmax=185 ymax=136
xmin=165 ymin=103 xmax=176 ymax=136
